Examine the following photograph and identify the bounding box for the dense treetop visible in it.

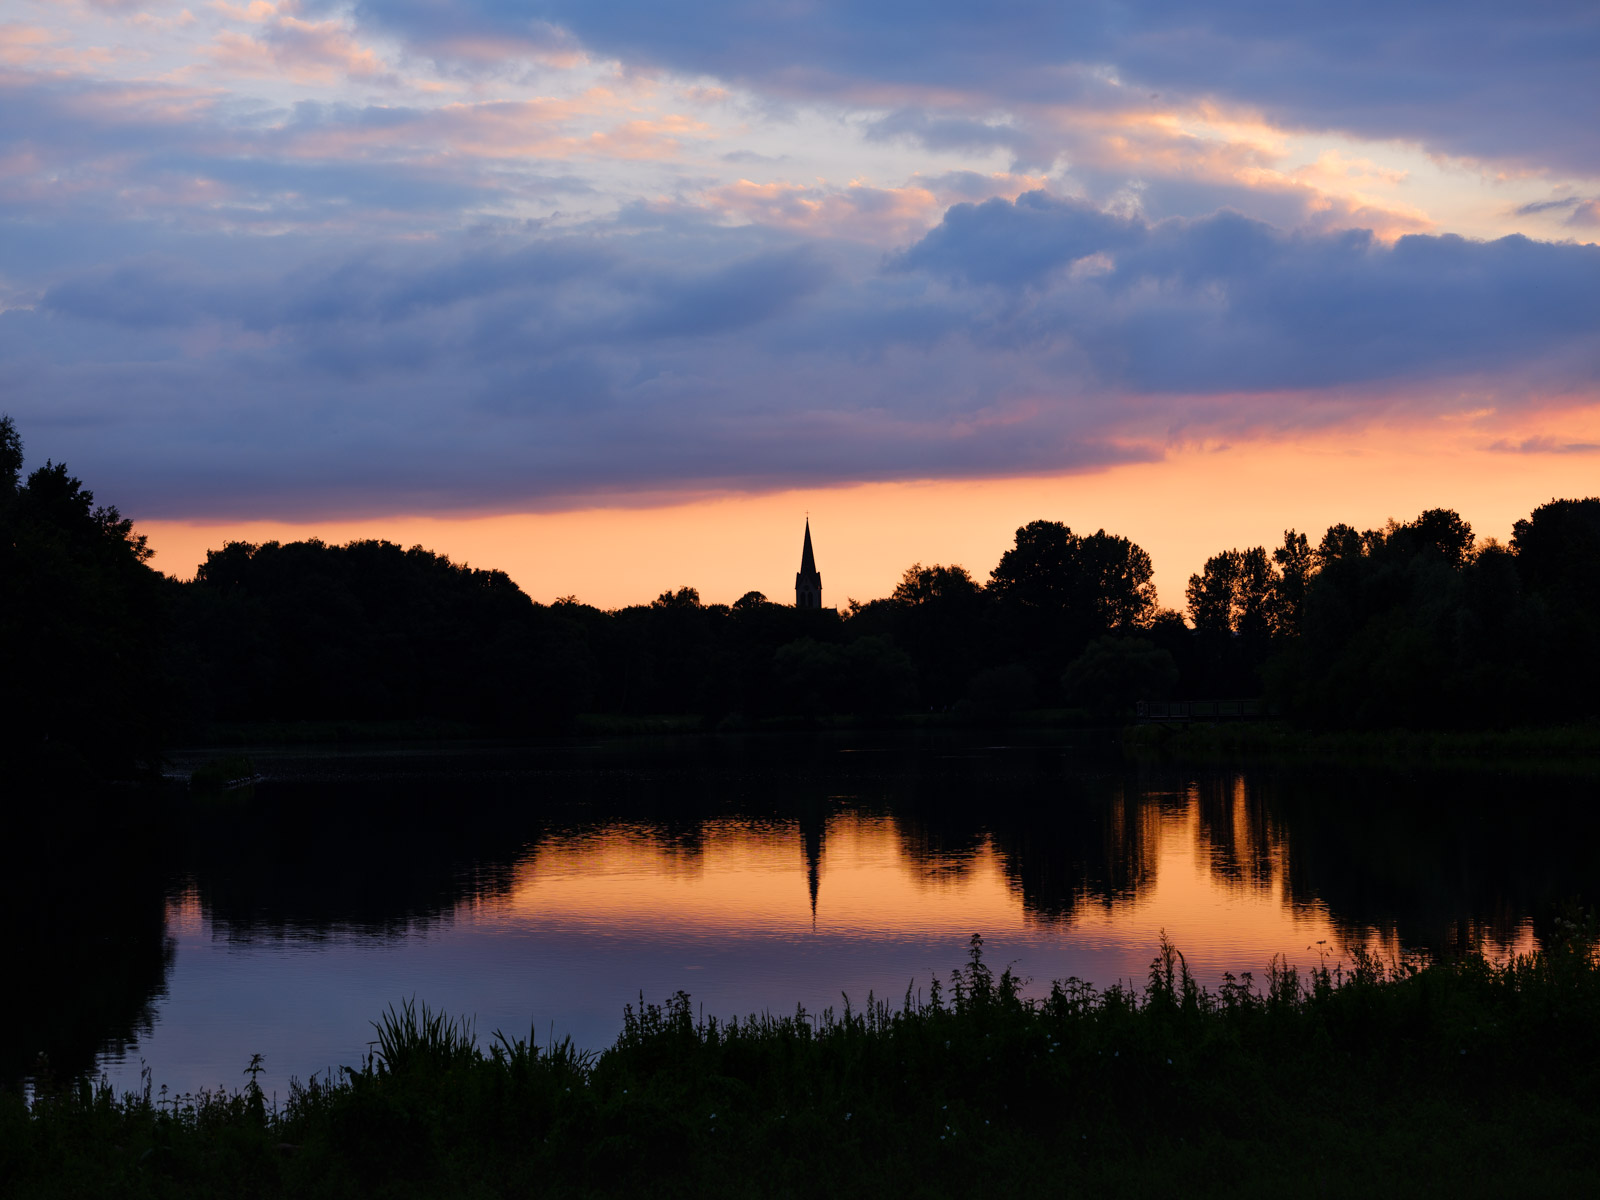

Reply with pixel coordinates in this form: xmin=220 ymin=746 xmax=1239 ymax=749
xmin=1 ymin=416 xmax=170 ymax=781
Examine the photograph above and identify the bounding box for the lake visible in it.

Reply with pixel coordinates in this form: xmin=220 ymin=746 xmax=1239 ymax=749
xmin=12 ymin=732 xmax=1594 ymax=1101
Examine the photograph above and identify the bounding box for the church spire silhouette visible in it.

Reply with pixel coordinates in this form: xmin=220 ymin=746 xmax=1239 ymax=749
xmin=795 ymin=518 xmax=822 ymax=609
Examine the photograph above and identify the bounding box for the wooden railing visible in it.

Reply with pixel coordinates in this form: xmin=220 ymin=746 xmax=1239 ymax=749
xmin=1135 ymin=699 xmax=1271 ymax=723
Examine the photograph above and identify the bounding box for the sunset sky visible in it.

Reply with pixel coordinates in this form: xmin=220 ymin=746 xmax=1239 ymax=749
xmin=3 ymin=1 xmax=1597 ymax=607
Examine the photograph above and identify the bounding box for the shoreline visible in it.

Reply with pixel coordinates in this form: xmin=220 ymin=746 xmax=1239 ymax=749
xmin=9 ymin=935 xmax=1598 ymax=1197
xmin=1122 ymin=718 xmax=1600 ymax=772
xmin=177 ymin=711 xmax=1600 ymax=765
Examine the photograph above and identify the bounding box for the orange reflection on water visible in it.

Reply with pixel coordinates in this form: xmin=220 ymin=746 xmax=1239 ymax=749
xmin=478 ymin=792 xmax=1433 ymax=978
xmin=1066 ymin=784 xmax=1397 ymax=981
xmin=484 ymin=816 xmax=1023 ymax=939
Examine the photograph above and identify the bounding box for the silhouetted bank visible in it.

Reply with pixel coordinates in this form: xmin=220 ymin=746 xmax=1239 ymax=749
xmin=7 ymin=932 xmax=1598 ymax=1198
xmin=0 ymin=417 xmax=172 ymax=784
xmin=7 ymin=412 xmax=1600 ymax=780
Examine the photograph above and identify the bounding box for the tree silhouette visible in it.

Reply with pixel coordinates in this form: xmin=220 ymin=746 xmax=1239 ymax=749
xmin=1186 ymin=552 xmax=1238 ymax=636
xmin=1266 ymin=506 xmax=1558 ymax=727
xmin=772 ymin=636 xmax=916 ymax=716
xmin=1510 ymin=498 xmax=1600 ymax=713
xmin=1061 ymin=636 xmax=1178 ymax=718
xmin=184 ymin=538 xmax=589 ymax=728
xmin=1271 ymin=530 xmax=1313 ymax=637
xmin=11 ymin=410 xmax=1599 ymax=737
xmin=0 ymin=415 xmax=21 ymax=498
xmin=1512 ymin=498 xmax=1600 ymax=603
xmin=987 ymin=521 xmax=1158 ymax=689
xmin=891 ymin=562 xmax=981 ymax=607
xmin=0 ymin=420 xmax=171 ymax=779
xmin=1185 ymin=547 xmax=1277 ymax=639
xmin=990 ymin=522 xmax=1155 ymax=630
xmin=1393 ymin=507 xmax=1475 ymax=567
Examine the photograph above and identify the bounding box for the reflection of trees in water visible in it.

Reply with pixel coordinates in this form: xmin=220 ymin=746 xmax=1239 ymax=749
xmin=985 ymin=786 xmax=1157 ymax=924
xmin=4 ymin=816 xmax=174 ymax=1088
xmin=182 ymin=746 xmax=1600 ymax=958
xmin=1189 ymin=774 xmax=1285 ymax=891
xmin=179 ymin=739 xmax=874 ymax=939
xmin=182 ymin=784 xmax=538 ymax=940
xmin=1258 ymin=768 xmax=1600 ymax=954
xmin=879 ymin=755 xmax=1159 ymax=924
xmin=20 ymin=739 xmax=1600 ymax=1089
xmin=864 ymin=754 xmax=1598 ymax=947
xmin=891 ymin=813 xmax=988 ymax=886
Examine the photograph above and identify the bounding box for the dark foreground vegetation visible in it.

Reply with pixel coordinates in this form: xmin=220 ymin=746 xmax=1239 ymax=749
xmin=7 ymin=931 xmax=1598 ymax=1198
xmin=8 ymin=412 xmax=1600 ymax=782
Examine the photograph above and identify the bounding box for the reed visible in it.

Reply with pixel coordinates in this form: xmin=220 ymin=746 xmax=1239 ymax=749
xmin=371 ymin=998 xmax=480 ymax=1076
xmin=6 ymin=928 xmax=1598 ymax=1197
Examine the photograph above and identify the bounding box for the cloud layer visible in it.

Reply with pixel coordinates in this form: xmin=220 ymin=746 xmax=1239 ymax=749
xmin=7 ymin=190 xmax=1596 ymax=517
xmin=356 ymin=0 xmax=1600 ymax=174
xmin=1 ymin=0 xmax=1597 ymax=519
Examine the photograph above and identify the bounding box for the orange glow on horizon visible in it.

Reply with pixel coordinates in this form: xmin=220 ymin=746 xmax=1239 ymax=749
xmin=139 ymin=415 xmax=1600 ymax=613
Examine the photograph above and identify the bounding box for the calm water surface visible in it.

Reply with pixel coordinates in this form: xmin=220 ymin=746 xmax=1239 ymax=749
xmin=14 ymin=734 xmax=1594 ymax=1100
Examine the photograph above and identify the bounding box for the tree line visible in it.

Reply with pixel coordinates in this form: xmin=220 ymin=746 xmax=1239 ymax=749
xmin=5 ymin=414 xmax=1600 ymax=779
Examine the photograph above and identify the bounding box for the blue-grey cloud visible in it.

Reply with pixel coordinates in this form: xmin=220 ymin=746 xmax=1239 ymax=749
xmin=1517 ymin=198 xmax=1584 ymax=216
xmin=0 ymin=75 xmax=615 ymax=245
xmin=352 ymin=0 xmax=1600 ymax=174
xmin=619 ymin=250 xmax=833 ymax=339
xmin=900 ymin=192 xmax=1600 ymax=391
xmin=1516 ymin=196 xmax=1600 ymax=228
xmin=1488 ymin=437 xmax=1600 ymax=454
xmin=4 ymin=191 xmax=1597 ymax=520
xmin=720 ymin=149 xmax=789 ymax=165
xmin=896 ymin=192 xmax=1142 ymax=286
xmin=864 ymin=110 xmax=1035 ymax=157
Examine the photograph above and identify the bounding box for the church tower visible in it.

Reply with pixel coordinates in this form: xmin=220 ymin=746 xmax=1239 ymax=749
xmin=795 ymin=519 xmax=822 ymax=609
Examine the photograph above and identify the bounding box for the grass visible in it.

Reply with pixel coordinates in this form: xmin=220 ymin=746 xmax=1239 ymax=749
xmin=7 ymin=926 xmax=1600 ymax=1197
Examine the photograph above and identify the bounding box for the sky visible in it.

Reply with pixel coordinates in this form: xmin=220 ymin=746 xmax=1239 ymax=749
xmin=3 ymin=0 xmax=1598 ymax=607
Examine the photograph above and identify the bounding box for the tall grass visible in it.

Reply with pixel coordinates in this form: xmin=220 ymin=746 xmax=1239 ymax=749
xmin=371 ymin=998 xmax=480 ymax=1076
xmin=6 ymin=928 xmax=1599 ymax=1197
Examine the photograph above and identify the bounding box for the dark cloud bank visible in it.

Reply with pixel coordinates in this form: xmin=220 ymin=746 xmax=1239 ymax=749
xmin=354 ymin=0 xmax=1600 ymax=175
xmin=5 ymin=193 xmax=1597 ymax=518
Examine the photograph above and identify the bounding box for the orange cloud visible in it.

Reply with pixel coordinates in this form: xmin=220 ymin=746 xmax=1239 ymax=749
xmin=0 ymin=22 xmax=121 ymax=71
xmin=1027 ymin=97 xmax=1438 ymax=239
xmin=208 ymin=0 xmax=277 ymax=22
xmin=585 ymin=114 xmax=712 ymax=160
